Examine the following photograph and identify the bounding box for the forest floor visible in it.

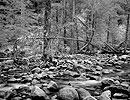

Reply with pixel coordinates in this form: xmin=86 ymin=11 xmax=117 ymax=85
xmin=0 ymin=53 xmax=130 ymax=100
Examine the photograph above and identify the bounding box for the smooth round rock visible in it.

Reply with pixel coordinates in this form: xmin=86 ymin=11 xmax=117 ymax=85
xmin=58 ymin=86 xmax=79 ymax=100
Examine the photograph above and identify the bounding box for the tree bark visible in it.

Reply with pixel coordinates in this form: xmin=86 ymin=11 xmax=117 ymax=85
xmin=70 ymin=0 xmax=76 ymax=54
xmin=43 ymin=0 xmax=51 ymax=56
xmin=107 ymin=15 xmax=110 ymax=43
xmin=124 ymin=14 xmax=130 ymax=52
xmin=63 ymin=0 xmax=67 ymax=45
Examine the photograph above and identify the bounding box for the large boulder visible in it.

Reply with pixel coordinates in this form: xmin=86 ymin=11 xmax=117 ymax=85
xmin=57 ymin=86 xmax=79 ymax=100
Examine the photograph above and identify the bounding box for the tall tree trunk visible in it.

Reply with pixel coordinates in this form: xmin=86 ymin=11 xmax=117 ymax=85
xmin=89 ymin=3 xmax=95 ymax=53
xmin=75 ymin=20 xmax=79 ymax=52
xmin=63 ymin=0 xmax=67 ymax=45
xmin=72 ymin=0 xmax=79 ymax=52
xmin=56 ymin=6 xmax=60 ymax=54
xmin=43 ymin=0 xmax=51 ymax=57
xmin=124 ymin=14 xmax=130 ymax=52
xmin=21 ymin=0 xmax=25 ymax=28
xmin=107 ymin=15 xmax=110 ymax=43
xmin=70 ymin=0 xmax=75 ymax=54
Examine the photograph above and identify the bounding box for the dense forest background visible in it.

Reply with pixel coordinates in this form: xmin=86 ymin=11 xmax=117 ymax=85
xmin=1 ymin=0 xmax=130 ymax=57
xmin=1 ymin=0 xmax=130 ymax=100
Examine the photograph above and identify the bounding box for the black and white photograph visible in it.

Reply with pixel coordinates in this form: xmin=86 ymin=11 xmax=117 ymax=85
xmin=0 ymin=0 xmax=130 ymax=100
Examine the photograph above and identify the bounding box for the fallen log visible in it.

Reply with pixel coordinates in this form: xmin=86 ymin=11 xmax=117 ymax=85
xmin=103 ymin=42 xmax=121 ymax=53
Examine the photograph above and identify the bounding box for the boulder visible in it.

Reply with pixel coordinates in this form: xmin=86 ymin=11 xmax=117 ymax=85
xmin=99 ymin=90 xmax=111 ymax=100
xmin=76 ymin=88 xmax=91 ymax=100
xmin=57 ymin=86 xmax=79 ymax=100
xmin=31 ymin=86 xmax=49 ymax=100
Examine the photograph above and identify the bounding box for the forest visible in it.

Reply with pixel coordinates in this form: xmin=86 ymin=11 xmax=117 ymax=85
xmin=0 ymin=0 xmax=130 ymax=100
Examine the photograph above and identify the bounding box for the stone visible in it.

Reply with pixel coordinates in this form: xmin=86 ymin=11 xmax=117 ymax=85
xmin=32 ymin=79 xmax=40 ymax=85
xmin=51 ymin=95 xmax=58 ymax=100
xmin=113 ymin=93 xmax=128 ymax=98
xmin=101 ymin=78 xmax=114 ymax=89
xmin=76 ymin=88 xmax=91 ymax=100
xmin=116 ymin=61 xmax=124 ymax=65
xmin=4 ymin=60 xmax=14 ymax=65
xmin=49 ymin=67 xmax=56 ymax=71
xmin=47 ymin=81 xmax=58 ymax=92
xmin=70 ymin=72 xmax=80 ymax=77
xmin=114 ymin=80 xmax=120 ymax=85
xmin=113 ymin=69 xmax=122 ymax=72
xmin=88 ymin=75 xmax=97 ymax=80
xmin=0 ymin=87 xmax=13 ymax=92
xmin=0 ymin=91 xmax=6 ymax=98
xmin=11 ymin=97 xmax=22 ymax=100
xmin=96 ymin=66 xmax=102 ymax=71
xmin=99 ymin=90 xmax=111 ymax=100
xmin=8 ymin=78 xmax=17 ymax=83
xmin=121 ymin=82 xmax=129 ymax=88
xmin=93 ymin=71 xmax=101 ymax=76
xmin=119 ymin=55 xmax=130 ymax=60
xmin=115 ymin=66 xmax=122 ymax=69
xmin=83 ymin=96 xmax=97 ymax=100
xmin=57 ymin=86 xmax=79 ymax=100
xmin=32 ymin=67 xmax=42 ymax=74
xmin=102 ymin=69 xmax=110 ymax=74
xmin=103 ymin=85 xmax=130 ymax=97
xmin=31 ymin=86 xmax=49 ymax=100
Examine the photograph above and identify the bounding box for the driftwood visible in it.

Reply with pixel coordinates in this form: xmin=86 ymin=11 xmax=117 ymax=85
xmin=103 ymin=42 xmax=120 ymax=53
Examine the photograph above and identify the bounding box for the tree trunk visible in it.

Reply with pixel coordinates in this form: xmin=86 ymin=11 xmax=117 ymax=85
xmin=56 ymin=6 xmax=60 ymax=55
xmin=42 ymin=0 xmax=51 ymax=60
xmin=63 ymin=0 xmax=67 ymax=45
xmin=88 ymin=4 xmax=95 ymax=53
xmin=107 ymin=15 xmax=110 ymax=43
xmin=124 ymin=14 xmax=130 ymax=52
xmin=43 ymin=0 xmax=51 ymax=55
xmin=76 ymin=22 xmax=79 ymax=52
xmin=70 ymin=0 xmax=76 ymax=54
